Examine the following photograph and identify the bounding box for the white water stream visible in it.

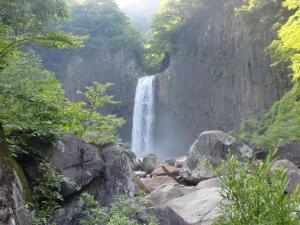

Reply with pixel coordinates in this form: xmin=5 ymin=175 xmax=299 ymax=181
xmin=132 ymin=76 xmax=156 ymax=157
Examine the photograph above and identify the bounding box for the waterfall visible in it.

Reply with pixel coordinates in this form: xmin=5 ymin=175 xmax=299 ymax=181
xmin=132 ymin=75 xmax=156 ymax=157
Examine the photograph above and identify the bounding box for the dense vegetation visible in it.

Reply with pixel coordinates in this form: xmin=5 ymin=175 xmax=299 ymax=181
xmin=80 ymin=193 xmax=158 ymax=225
xmin=40 ymin=0 xmax=144 ymax=75
xmin=1 ymin=0 xmax=300 ymax=224
xmin=215 ymin=153 xmax=300 ymax=225
xmin=0 ymin=0 xmax=126 ymax=222
xmin=0 ymin=0 xmax=125 ymax=157
xmin=234 ymin=0 xmax=300 ymax=151
xmin=142 ymin=0 xmax=198 ymax=73
xmin=217 ymin=0 xmax=300 ymax=223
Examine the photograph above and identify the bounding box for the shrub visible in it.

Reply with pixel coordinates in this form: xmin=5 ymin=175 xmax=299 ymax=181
xmin=0 ymin=52 xmax=124 ymax=156
xmin=215 ymin=152 xmax=300 ymax=225
xmin=31 ymin=161 xmax=64 ymax=225
xmin=80 ymin=193 xmax=158 ymax=225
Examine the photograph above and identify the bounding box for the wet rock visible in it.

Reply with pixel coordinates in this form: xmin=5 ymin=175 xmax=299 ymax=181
xmin=270 ymin=160 xmax=300 ymax=193
xmin=277 ymin=141 xmax=300 ymax=167
xmin=151 ymin=166 xmax=181 ymax=177
xmin=45 ymin=135 xmax=105 ymax=197
xmin=187 ymin=131 xmax=253 ymax=170
xmin=139 ymin=176 xmax=178 ymax=194
xmin=142 ymin=154 xmax=159 ymax=174
xmin=86 ymin=144 xmax=136 ymax=206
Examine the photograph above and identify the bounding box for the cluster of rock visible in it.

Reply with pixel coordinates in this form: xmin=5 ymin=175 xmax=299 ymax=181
xmin=133 ymin=131 xmax=300 ymax=225
xmin=1 ymin=130 xmax=300 ymax=225
xmin=0 ymin=134 xmax=137 ymax=225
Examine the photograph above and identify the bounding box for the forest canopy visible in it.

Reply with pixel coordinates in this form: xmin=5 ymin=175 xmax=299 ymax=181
xmin=0 ymin=0 xmax=126 ymax=157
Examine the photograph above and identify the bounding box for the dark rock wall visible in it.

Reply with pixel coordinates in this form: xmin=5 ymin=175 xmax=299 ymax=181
xmin=41 ymin=48 xmax=145 ymax=142
xmin=154 ymin=0 xmax=290 ymax=156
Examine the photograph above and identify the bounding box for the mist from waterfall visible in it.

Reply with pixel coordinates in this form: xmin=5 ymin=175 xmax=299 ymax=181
xmin=132 ymin=76 xmax=156 ymax=157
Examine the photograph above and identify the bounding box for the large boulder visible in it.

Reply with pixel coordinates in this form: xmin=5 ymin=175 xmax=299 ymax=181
xmin=86 ymin=144 xmax=136 ymax=206
xmin=270 ymin=160 xmax=300 ymax=193
xmin=187 ymin=131 xmax=253 ymax=170
xmin=142 ymin=154 xmax=159 ymax=174
xmin=138 ymin=176 xmax=178 ymax=194
xmin=0 ymin=125 xmax=30 ymax=225
xmin=145 ymin=184 xmax=198 ymax=207
xmin=277 ymin=141 xmax=300 ymax=167
xmin=45 ymin=135 xmax=105 ymax=197
xmin=152 ymin=178 xmax=221 ymax=225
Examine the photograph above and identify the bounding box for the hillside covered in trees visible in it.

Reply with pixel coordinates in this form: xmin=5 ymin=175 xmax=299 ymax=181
xmin=1 ymin=0 xmax=300 ymax=225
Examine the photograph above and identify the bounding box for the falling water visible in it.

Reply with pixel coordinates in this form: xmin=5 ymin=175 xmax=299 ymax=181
xmin=132 ymin=75 xmax=156 ymax=157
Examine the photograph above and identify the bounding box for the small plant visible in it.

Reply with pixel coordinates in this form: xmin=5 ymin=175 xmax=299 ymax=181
xmin=31 ymin=161 xmax=64 ymax=225
xmin=214 ymin=152 xmax=300 ymax=225
xmin=80 ymin=193 xmax=158 ymax=225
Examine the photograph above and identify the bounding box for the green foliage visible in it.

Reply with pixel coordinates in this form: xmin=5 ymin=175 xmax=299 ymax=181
xmin=143 ymin=0 xmax=198 ymax=73
xmin=70 ymin=82 xmax=126 ymax=144
xmin=0 ymin=52 xmax=124 ymax=156
xmin=240 ymin=0 xmax=300 ymax=80
xmin=268 ymin=1 xmax=300 ymax=80
xmin=237 ymin=83 xmax=300 ymax=151
xmin=65 ymin=0 xmax=143 ymax=57
xmin=80 ymin=193 xmax=158 ymax=225
xmin=0 ymin=0 xmax=87 ymax=65
xmin=31 ymin=161 xmax=64 ymax=225
xmin=215 ymin=153 xmax=300 ymax=225
xmin=0 ymin=52 xmax=67 ymax=155
xmin=236 ymin=0 xmax=288 ymax=32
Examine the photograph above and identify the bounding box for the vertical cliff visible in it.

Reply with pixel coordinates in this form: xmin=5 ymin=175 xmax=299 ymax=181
xmin=41 ymin=47 xmax=145 ymax=142
xmin=154 ymin=0 xmax=291 ymax=156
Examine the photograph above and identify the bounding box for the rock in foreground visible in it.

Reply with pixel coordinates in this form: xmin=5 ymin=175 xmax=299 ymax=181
xmin=152 ymin=178 xmax=221 ymax=225
xmin=271 ymin=160 xmax=300 ymax=193
xmin=187 ymin=130 xmax=253 ymax=170
xmin=139 ymin=176 xmax=178 ymax=193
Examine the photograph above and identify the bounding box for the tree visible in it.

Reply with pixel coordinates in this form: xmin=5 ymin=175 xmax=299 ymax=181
xmin=142 ymin=0 xmax=198 ymax=73
xmin=269 ymin=0 xmax=300 ymax=80
xmin=65 ymin=0 xmax=143 ymax=56
xmin=0 ymin=52 xmax=124 ymax=156
xmin=215 ymin=153 xmax=300 ymax=225
xmin=0 ymin=0 xmax=87 ymax=65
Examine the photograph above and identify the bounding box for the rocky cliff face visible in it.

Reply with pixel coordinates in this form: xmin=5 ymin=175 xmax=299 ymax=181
xmin=0 ymin=125 xmax=31 ymax=225
xmin=154 ymin=0 xmax=291 ymax=156
xmin=41 ymin=47 xmax=146 ymax=142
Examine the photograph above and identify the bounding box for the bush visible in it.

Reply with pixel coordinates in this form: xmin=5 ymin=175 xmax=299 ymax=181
xmin=80 ymin=193 xmax=158 ymax=225
xmin=0 ymin=52 xmax=124 ymax=156
xmin=237 ymin=83 xmax=300 ymax=151
xmin=215 ymin=152 xmax=300 ymax=225
xmin=31 ymin=161 xmax=64 ymax=225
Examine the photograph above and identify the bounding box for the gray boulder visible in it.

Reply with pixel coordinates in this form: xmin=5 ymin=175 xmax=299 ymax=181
xmin=46 ymin=135 xmax=105 ymax=197
xmin=152 ymin=178 xmax=221 ymax=225
xmin=277 ymin=141 xmax=300 ymax=167
xmin=86 ymin=144 xmax=136 ymax=206
xmin=145 ymin=183 xmax=198 ymax=207
xmin=187 ymin=130 xmax=253 ymax=170
xmin=51 ymin=198 xmax=84 ymax=225
xmin=271 ymin=160 xmax=300 ymax=193
xmin=142 ymin=154 xmax=159 ymax=174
